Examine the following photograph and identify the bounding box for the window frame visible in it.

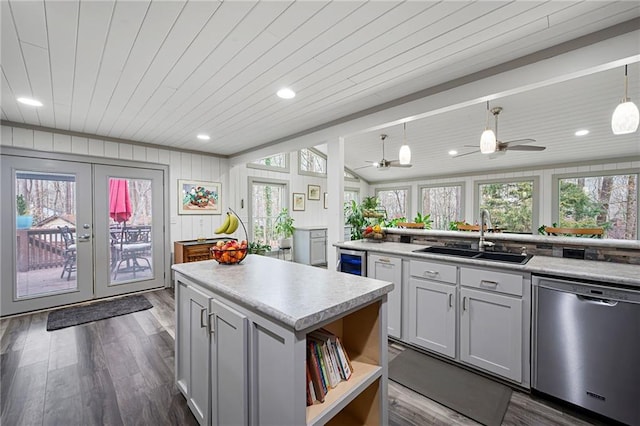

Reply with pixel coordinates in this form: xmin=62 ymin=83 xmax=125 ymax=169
xmin=375 ymin=186 xmax=411 ymax=220
xmin=344 ymin=187 xmax=360 ymax=205
xmin=474 ymin=176 xmax=540 ymax=234
xmin=418 ymin=182 xmax=466 ymax=230
xmin=247 ymin=177 xmax=289 ymax=250
xmin=246 ymin=153 xmax=290 ymax=173
xmin=298 ymin=147 xmax=327 ymax=177
xmin=344 ymin=168 xmax=360 ymax=182
xmin=551 ymin=169 xmax=639 ymax=239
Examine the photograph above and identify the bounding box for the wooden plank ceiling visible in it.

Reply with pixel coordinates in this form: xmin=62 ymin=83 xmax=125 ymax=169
xmin=1 ymin=0 xmax=639 ymax=179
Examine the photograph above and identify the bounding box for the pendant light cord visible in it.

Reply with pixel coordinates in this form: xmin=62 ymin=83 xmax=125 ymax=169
xmin=624 ymin=64 xmax=629 ymax=101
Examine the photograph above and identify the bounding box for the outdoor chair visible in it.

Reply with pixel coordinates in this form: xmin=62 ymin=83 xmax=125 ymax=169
xmin=58 ymin=226 xmax=76 ymax=280
xmin=111 ymin=225 xmax=152 ymax=280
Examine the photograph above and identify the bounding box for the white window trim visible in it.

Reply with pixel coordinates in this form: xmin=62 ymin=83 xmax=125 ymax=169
xmin=247 ymin=177 xmax=289 ymax=248
xmin=474 ymin=176 xmax=540 ymax=234
xmin=551 ymin=168 xmax=639 ymax=238
xmin=375 ymin=186 xmax=411 ymax=219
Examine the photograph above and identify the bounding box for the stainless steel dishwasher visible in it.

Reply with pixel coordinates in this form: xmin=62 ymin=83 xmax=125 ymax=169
xmin=533 ymin=276 xmax=640 ymax=425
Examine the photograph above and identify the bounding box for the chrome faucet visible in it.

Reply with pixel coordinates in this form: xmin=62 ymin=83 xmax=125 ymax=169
xmin=479 ymin=209 xmax=495 ymax=252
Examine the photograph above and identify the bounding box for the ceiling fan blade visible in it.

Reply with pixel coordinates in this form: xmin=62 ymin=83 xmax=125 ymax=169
xmin=463 ymin=144 xmax=479 ymax=148
xmin=501 ymin=138 xmax=536 ymax=147
xmin=388 ymin=160 xmax=412 ymax=168
xmin=507 ymin=145 xmax=546 ymax=151
xmin=452 ymin=150 xmax=480 ymax=158
xmin=353 ymin=163 xmax=374 ymax=170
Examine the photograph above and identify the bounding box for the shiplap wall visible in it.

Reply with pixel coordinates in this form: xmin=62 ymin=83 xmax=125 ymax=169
xmin=1 ymin=124 xmax=230 ymax=246
xmin=373 ymin=160 xmax=640 ymax=229
xmin=229 ymin=151 xmax=369 ymax=235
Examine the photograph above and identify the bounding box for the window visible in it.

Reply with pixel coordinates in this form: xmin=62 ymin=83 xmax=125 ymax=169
xmin=344 ymin=169 xmax=359 ymax=182
xmin=344 ymin=188 xmax=360 ymax=206
xmin=476 ymin=178 xmax=538 ymax=233
xmin=247 ymin=153 xmax=289 ymax=172
xmin=249 ymin=178 xmax=287 ymax=250
xmin=376 ymin=187 xmax=410 ymax=220
xmin=553 ymin=171 xmax=638 ymax=239
xmin=299 ymin=148 xmax=326 ymax=176
xmin=419 ymin=184 xmax=464 ymax=230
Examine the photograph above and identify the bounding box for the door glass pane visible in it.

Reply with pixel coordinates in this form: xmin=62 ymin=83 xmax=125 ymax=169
xmin=109 ymin=177 xmax=153 ymax=284
xmin=15 ymin=171 xmax=78 ymax=298
xmin=251 ymin=182 xmax=284 ymax=249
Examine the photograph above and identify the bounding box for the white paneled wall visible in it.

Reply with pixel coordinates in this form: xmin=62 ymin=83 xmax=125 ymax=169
xmin=1 ymin=125 xmax=230 ymax=246
xmin=373 ymin=160 xmax=640 ymax=229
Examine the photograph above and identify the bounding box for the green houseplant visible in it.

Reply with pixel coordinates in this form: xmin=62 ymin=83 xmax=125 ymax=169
xmin=344 ymin=200 xmax=365 ymax=240
xmin=274 ymin=208 xmax=295 ymax=249
xmin=16 ymin=194 xmax=33 ymax=229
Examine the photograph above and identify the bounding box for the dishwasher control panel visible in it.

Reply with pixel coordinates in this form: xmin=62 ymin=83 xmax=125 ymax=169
xmin=536 ymin=277 xmax=640 ymax=304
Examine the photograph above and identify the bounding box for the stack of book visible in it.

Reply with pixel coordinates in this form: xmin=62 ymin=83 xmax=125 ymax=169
xmin=306 ymin=328 xmax=353 ymax=406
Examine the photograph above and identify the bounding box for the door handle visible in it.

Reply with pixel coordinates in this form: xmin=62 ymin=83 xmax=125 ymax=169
xmin=480 ymin=280 xmax=498 ymax=288
xmin=423 ymin=270 xmax=439 ymax=277
xmin=576 ymin=295 xmax=618 ymax=306
xmin=200 ymin=308 xmax=207 ymax=328
xmin=208 ymin=312 xmax=216 ymax=335
xmin=462 ymin=296 xmax=467 ymax=311
xmin=378 ymin=258 xmax=390 ymax=263
xmin=448 ymin=293 xmax=453 ymax=308
xmin=77 ymin=234 xmax=91 ymax=242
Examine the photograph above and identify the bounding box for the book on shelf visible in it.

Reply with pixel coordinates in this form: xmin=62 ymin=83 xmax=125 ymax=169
xmin=310 ymin=328 xmax=353 ymax=381
xmin=307 ymin=341 xmax=326 ymax=402
xmin=306 ymin=363 xmax=315 ymax=406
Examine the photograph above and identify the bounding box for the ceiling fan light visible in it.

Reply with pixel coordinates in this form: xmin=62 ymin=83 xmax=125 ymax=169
xmin=480 ymin=129 xmax=497 ymax=154
xmin=399 ymin=144 xmax=411 ymax=165
xmin=611 ymin=100 xmax=639 ymax=135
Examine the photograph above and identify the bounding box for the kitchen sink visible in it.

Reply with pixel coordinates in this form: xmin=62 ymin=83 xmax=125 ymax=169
xmin=412 ymin=246 xmax=533 ymax=264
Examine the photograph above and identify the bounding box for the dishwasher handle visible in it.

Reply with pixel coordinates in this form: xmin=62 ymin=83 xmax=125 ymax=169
xmin=576 ymin=294 xmax=618 ymax=307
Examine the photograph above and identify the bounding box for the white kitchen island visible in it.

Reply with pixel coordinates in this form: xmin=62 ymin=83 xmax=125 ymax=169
xmin=172 ymin=254 xmax=393 ymax=426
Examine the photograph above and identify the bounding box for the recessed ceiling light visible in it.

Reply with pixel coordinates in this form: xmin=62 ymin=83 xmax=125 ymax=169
xmin=17 ymin=97 xmax=43 ymax=107
xmin=448 ymin=150 xmax=458 ymax=156
xmin=197 ymin=134 xmax=210 ymax=140
xmin=574 ymin=129 xmax=589 ymax=136
xmin=276 ymin=88 xmax=295 ymax=99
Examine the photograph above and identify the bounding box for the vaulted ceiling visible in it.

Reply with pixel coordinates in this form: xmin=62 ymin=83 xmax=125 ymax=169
xmin=2 ymin=1 xmax=639 ymax=181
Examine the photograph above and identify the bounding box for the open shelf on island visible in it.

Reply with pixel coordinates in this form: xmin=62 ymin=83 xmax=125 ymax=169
xmin=306 ymin=362 xmax=381 ymax=426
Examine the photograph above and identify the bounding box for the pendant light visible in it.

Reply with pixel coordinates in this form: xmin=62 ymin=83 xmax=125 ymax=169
xmin=399 ymin=122 xmax=411 ymax=165
xmin=611 ymin=65 xmax=639 ymax=135
xmin=480 ymin=101 xmax=497 ymax=154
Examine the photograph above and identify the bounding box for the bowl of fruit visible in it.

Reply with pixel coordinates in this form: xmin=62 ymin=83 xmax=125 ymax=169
xmin=363 ymin=224 xmax=385 ymax=241
xmin=210 ymin=239 xmax=248 ymax=265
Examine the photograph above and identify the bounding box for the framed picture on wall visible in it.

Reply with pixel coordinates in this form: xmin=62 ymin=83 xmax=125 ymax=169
xmin=178 ymin=180 xmax=222 ymax=214
xmin=308 ymin=184 xmax=321 ymax=200
xmin=293 ymin=193 xmax=305 ymax=211
xmin=323 ymin=192 xmax=328 ymax=209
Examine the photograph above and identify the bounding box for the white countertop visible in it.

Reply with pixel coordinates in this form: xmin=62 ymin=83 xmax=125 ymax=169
xmin=334 ymin=240 xmax=640 ymax=288
xmin=172 ymin=255 xmax=393 ymax=331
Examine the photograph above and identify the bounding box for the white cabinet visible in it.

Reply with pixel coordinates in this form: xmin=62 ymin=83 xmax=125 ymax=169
xmin=405 ymin=259 xmax=530 ymax=386
xmin=407 ymin=260 xmax=457 ymax=358
xmin=408 ymin=278 xmax=456 ymax=358
xmin=368 ymin=253 xmax=402 ymax=339
xmin=459 ymin=287 xmax=522 ymax=382
xmin=177 ymin=281 xmax=211 ymax=425
xmin=294 ymin=228 xmax=327 ymax=266
xmin=176 ymin=278 xmax=248 ymax=426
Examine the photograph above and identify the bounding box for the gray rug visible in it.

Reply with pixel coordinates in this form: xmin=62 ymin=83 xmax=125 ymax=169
xmin=389 ymin=348 xmax=512 ymax=426
xmin=47 ymin=295 xmax=152 ymax=331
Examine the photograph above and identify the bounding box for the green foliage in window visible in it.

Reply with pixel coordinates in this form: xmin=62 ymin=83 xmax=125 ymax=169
xmin=480 ymin=182 xmax=533 ymax=233
xmin=16 ymin=194 xmax=28 ymax=215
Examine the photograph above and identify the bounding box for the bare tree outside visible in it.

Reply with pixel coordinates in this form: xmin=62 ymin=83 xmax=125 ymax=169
xmin=377 ymin=189 xmax=408 ymax=219
xmin=421 ymin=185 xmax=462 ymax=229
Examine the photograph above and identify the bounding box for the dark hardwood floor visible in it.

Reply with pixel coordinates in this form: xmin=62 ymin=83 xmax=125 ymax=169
xmin=1 ymin=289 xmax=606 ymax=426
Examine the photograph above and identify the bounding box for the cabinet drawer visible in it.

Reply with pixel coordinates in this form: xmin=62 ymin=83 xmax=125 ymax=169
xmin=310 ymin=229 xmax=326 ymax=238
xmin=410 ymin=260 xmax=456 ymax=284
xmin=459 ymin=267 xmax=523 ymax=297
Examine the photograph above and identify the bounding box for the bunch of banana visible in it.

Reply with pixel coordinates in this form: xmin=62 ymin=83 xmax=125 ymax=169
xmin=214 ymin=212 xmax=239 ymax=234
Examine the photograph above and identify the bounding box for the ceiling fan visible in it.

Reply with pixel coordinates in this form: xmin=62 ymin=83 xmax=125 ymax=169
xmin=355 ymin=134 xmax=412 ymax=170
xmin=454 ymin=106 xmax=546 ymax=158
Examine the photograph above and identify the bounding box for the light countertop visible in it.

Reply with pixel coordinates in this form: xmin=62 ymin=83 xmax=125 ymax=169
xmin=334 ymin=240 xmax=640 ymax=288
xmin=172 ymin=255 xmax=393 ymax=331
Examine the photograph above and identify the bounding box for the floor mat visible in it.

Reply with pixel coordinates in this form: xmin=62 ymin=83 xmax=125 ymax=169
xmin=46 ymin=294 xmax=152 ymax=331
xmin=388 ymin=348 xmax=512 ymax=426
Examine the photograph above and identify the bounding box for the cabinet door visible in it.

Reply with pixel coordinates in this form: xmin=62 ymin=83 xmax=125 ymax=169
xmin=181 ymin=284 xmax=212 ymax=425
xmin=210 ymin=299 xmax=249 ymax=426
xmin=310 ymin=238 xmax=327 ymax=265
xmin=459 ymin=287 xmax=522 ymax=382
xmin=408 ymin=277 xmax=456 ymax=358
xmin=368 ymin=254 xmax=402 ymax=339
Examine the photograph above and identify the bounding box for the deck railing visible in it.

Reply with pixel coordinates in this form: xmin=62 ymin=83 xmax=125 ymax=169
xmin=16 ymin=228 xmax=73 ymax=272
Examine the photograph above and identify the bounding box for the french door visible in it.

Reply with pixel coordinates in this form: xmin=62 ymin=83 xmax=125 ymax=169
xmin=0 ymin=155 xmax=166 ymax=316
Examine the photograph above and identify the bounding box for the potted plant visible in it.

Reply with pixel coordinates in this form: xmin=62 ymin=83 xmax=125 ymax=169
xmin=16 ymin=194 xmax=33 ymax=229
xmin=248 ymin=241 xmax=271 ymax=255
xmin=274 ymin=208 xmax=295 ymax=249
xmin=344 ymin=200 xmax=365 ymax=240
